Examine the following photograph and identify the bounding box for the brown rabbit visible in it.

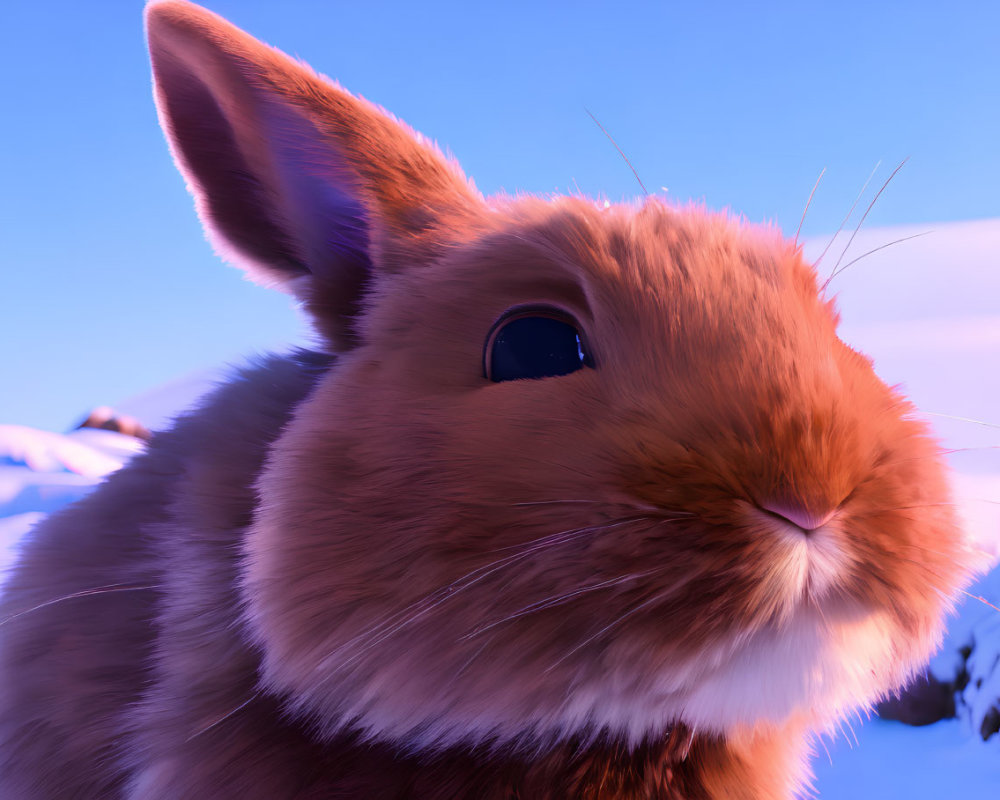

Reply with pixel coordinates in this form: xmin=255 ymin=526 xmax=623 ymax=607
xmin=0 ymin=2 xmax=979 ymax=798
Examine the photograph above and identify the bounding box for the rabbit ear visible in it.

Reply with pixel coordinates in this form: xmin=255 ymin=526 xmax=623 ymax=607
xmin=145 ymin=1 xmax=483 ymax=349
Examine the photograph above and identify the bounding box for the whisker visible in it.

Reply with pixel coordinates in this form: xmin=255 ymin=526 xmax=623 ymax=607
xmin=822 ymin=158 xmax=908 ymax=291
xmin=489 ymin=498 xmax=695 ymax=518
xmin=851 ymin=502 xmax=992 ymax=514
xmin=544 ymin=589 xmax=672 ymax=675
xmin=892 ymin=541 xmax=981 ymax=561
xmin=361 ymin=520 xmax=635 ymax=633
xmin=486 ymin=516 xmax=657 ymax=554
xmin=939 ymin=446 xmax=1000 ymax=455
xmin=460 ymin=570 xmax=656 ymax=641
xmin=876 ymin=555 xmax=963 ymax=587
xmin=814 ymin=160 xmax=881 ymax=266
xmin=453 ymin=633 xmax=499 ymax=680
xmin=324 ymin=518 xmax=650 ymax=671
xmin=328 ymin=550 xmax=538 ymax=661
xmin=0 ymin=584 xmax=160 ymax=627
xmin=958 ymin=589 xmax=1000 ymax=614
xmin=185 ymin=691 xmax=261 ymax=742
xmin=513 ymin=499 xmax=611 ymax=508
xmin=508 ymin=496 xmax=698 ymax=524
xmin=585 ymin=108 xmax=649 ymax=196
xmin=795 ymin=166 xmax=826 ymax=245
xmin=514 ymin=456 xmax=598 ymax=481
xmin=874 ymin=446 xmax=1000 ymax=470
xmin=825 ymin=230 xmax=932 ymax=281
xmin=921 ymin=411 xmax=1000 ymax=430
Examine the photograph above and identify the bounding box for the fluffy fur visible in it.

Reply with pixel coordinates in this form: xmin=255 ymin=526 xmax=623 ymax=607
xmin=0 ymin=2 xmax=979 ymax=798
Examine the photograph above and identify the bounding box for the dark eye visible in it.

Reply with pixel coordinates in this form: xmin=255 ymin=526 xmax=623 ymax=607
xmin=484 ymin=310 xmax=594 ymax=382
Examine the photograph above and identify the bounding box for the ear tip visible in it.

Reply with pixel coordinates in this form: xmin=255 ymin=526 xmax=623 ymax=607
xmin=145 ymin=0 xmax=197 ymax=30
xmin=145 ymin=0 xmax=212 ymax=27
xmin=145 ymin=1 xmax=235 ymax=49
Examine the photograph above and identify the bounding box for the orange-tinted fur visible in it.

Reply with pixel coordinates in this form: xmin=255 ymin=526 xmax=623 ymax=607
xmin=0 ymin=2 xmax=978 ymax=798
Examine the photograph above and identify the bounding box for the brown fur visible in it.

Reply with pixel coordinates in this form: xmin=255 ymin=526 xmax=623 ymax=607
xmin=0 ymin=2 xmax=978 ymax=798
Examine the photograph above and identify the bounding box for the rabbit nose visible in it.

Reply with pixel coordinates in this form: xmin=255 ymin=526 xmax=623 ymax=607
xmin=760 ymin=501 xmax=837 ymax=532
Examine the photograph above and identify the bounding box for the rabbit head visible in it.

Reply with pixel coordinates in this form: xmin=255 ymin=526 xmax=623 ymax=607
xmin=147 ymin=0 xmax=978 ymax=758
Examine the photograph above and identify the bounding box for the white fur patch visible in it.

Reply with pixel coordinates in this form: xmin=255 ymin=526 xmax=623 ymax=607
xmin=674 ymin=608 xmax=903 ymax=733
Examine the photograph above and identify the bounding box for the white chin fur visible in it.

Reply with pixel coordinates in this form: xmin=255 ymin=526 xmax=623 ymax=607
xmin=670 ymin=607 xmax=918 ymax=734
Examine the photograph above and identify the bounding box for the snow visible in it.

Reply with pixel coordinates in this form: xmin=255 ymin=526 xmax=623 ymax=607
xmin=811 ymin=718 xmax=1000 ymax=798
xmin=1 ymin=220 xmax=998 ymax=796
xmin=0 ymin=425 xmax=144 ymax=479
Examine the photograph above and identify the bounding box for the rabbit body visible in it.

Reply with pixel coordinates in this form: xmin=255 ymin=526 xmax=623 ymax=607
xmin=0 ymin=2 xmax=979 ymax=798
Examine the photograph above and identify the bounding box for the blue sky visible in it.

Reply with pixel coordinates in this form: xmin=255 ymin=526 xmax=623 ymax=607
xmin=2 ymin=0 xmax=998 ymax=430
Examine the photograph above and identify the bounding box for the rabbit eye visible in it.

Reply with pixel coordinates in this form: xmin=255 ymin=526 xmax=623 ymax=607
xmin=485 ymin=310 xmax=594 ymax=382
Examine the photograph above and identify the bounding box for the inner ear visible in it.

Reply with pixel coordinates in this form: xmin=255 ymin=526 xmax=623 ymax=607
xmin=147 ymin=1 xmax=484 ymax=351
xmin=157 ymin=62 xmax=312 ymax=280
xmin=149 ymin=20 xmax=375 ymax=348
xmin=252 ymin=99 xmax=374 ymax=347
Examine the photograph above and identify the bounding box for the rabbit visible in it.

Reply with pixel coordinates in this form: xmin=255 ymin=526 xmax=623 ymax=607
xmin=0 ymin=1 xmax=980 ymax=798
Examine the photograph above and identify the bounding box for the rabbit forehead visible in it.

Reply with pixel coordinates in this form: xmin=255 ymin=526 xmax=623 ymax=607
xmin=364 ymin=196 xmax=827 ymax=351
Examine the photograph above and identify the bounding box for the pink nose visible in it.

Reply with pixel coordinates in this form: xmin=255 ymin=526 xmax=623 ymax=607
xmin=760 ymin=501 xmax=837 ymax=532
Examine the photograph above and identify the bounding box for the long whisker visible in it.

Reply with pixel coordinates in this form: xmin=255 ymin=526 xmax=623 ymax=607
xmin=486 ymin=515 xmax=661 ymax=554
xmin=323 ymin=517 xmax=650 ymax=671
xmin=185 ymin=690 xmax=262 ymax=742
xmin=513 ymin=499 xmax=608 ymax=507
xmin=921 ymin=411 xmax=1000 ymax=430
xmin=544 ymin=588 xmax=676 ymax=675
xmin=814 ymin=160 xmax=881 ymax=266
xmin=585 ymin=109 xmax=649 ymax=196
xmin=877 ymin=553 xmax=970 ymax=586
xmin=0 ymin=584 xmax=159 ymax=627
xmin=460 ymin=570 xmax=657 ymax=641
xmin=509 ymin=499 xmax=696 ymax=526
xmin=453 ymin=633 xmax=499 ymax=680
xmin=874 ymin=445 xmax=1000 ymax=469
xmin=825 ymin=230 xmax=932 ymax=281
xmin=350 ymin=521 xmax=634 ymax=642
xmin=479 ymin=498 xmax=696 ymax=517
xmin=958 ymin=589 xmax=1000 ymax=614
xmin=888 ymin=541 xmax=983 ymax=565
xmin=853 ymin=502 xmax=996 ymax=514
xmin=822 ymin=158 xmax=909 ymax=291
xmin=939 ymin=446 xmax=1000 ymax=455
xmin=795 ymin=167 xmax=826 ymax=245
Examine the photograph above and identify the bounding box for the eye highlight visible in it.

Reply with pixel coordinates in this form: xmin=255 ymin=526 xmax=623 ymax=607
xmin=484 ymin=308 xmax=594 ymax=382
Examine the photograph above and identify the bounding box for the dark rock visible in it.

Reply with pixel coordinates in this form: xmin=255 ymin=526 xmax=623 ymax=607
xmin=876 ymin=673 xmax=956 ymax=726
xmin=75 ymin=406 xmax=151 ymax=441
xmin=980 ymin=707 xmax=1000 ymax=741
